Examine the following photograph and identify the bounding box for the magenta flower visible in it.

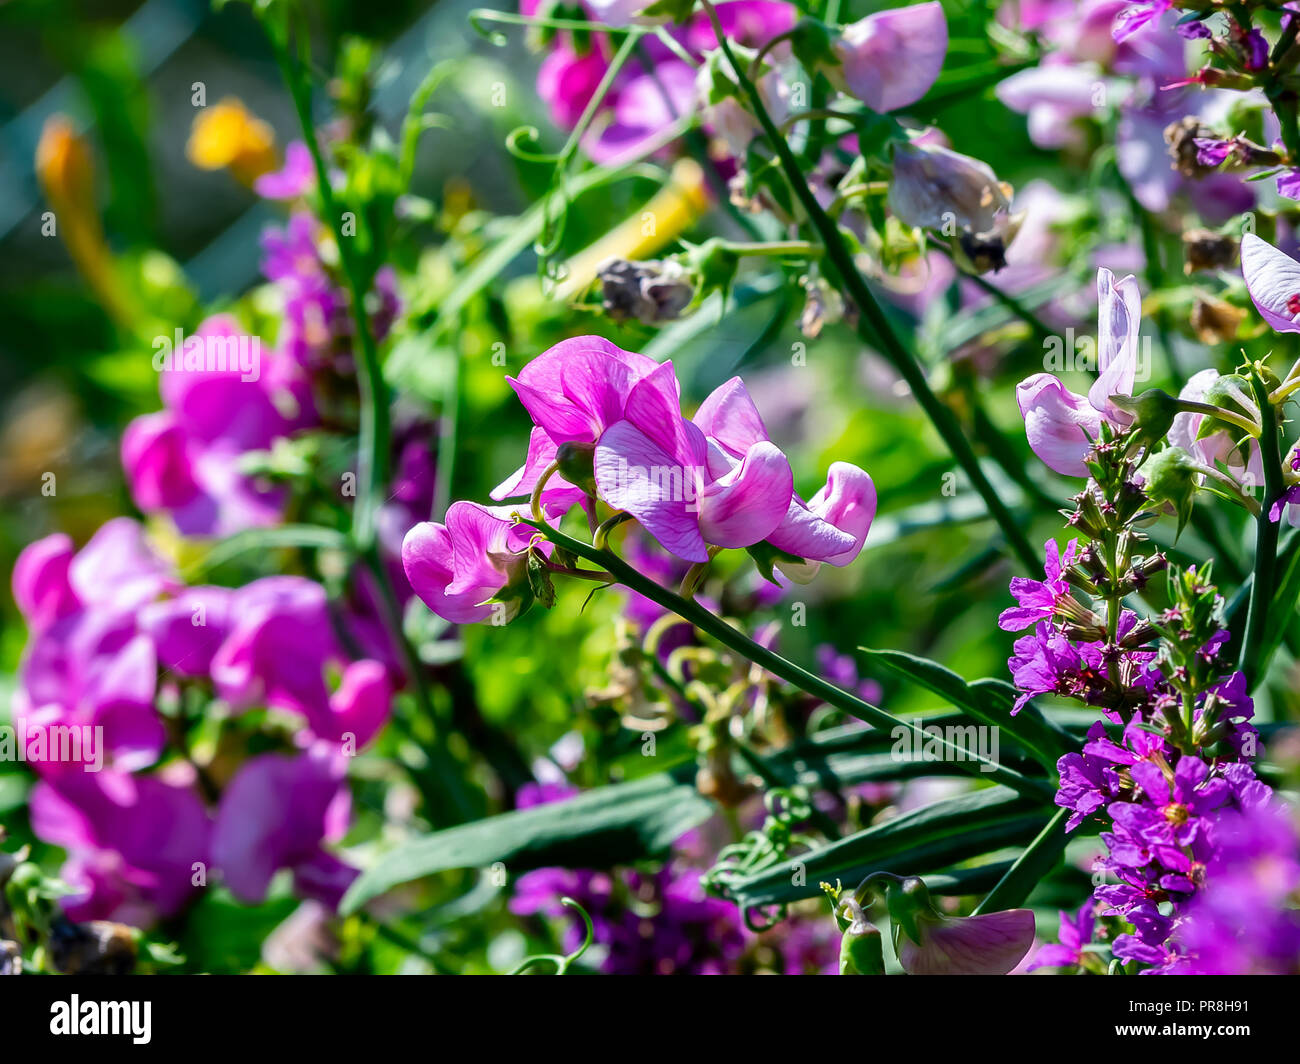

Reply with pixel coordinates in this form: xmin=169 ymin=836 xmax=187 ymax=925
xmin=138 ymin=586 xmax=234 ymax=679
xmin=122 ymin=315 xmax=314 ymax=536
xmin=1026 ymin=900 xmax=1096 ymax=971
xmin=11 ymin=532 xmax=78 ymax=635
xmin=832 ymin=1 xmax=948 ymax=113
xmin=403 ymin=501 xmax=547 ymax=624
xmin=998 ymin=538 xmax=1078 ymax=631
xmin=254 ymin=140 xmax=315 ymax=200
xmin=594 ymin=363 xmax=794 ymax=562
xmin=209 ymin=576 xmax=394 ymax=746
xmin=1241 ymin=233 xmax=1300 ymax=333
xmin=526 ymin=0 xmax=795 ymax=164
xmin=1112 ymin=1 xmax=1173 ymax=44
xmin=1017 ymin=267 xmax=1142 ymax=476
xmin=12 ymin=520 xmax=178 ymax=775
xmin=491 ymin=335 xmax=665 ymax=514
xmin=30 ymin=769 xmax=210 ymax=925
xmin=692 ymin=376 xmax=875 ymax=572
xmin=211 ymin=745 xmax=355 ymax=908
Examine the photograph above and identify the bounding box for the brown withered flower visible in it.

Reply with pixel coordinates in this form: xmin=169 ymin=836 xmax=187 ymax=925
xmin=1183 ymin=228 xmax=1239 ymax=274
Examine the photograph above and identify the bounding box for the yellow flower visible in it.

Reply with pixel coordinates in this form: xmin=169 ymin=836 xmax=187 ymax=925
xmin=187 ymin=97 xmax=277 ymax=185
xmin=35 ymin=115 xmax=129 ymax=325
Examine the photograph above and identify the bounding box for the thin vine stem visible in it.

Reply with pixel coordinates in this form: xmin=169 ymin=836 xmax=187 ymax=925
xmin=516 ymin=516 xmax=1053 ymax=801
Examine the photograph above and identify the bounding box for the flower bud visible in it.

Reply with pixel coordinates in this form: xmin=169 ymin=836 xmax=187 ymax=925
xmin=882 ymin=878 xmax=1035 ymax=976
xmin=1107 ymin=388 xmax=1180 ymax=456
xmin=555 ymin=440 xmax=597 ymax=496
xmin=597 ymin=257 xmax=696 ymax=325
xmin=837 ymin=898 xmax=885 ymax=975
xmin=888 ymin=141 xmax=1023 ymax=273
xmin=1142 ymin=447 xmax=1200 ymax=535
xmin=47 ymin=918 xmax=138 ymax=976
xmin=1182 ymin=228 xmax=1238 ymax=274
xmin=1190 ymin=294 xmax=1246 ymax=344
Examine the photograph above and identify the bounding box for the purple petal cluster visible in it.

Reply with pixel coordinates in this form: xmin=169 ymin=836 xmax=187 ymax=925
xmin=525 ymin=0 xmax=796 ymax=165
xmin=12 ymin=520 xmax=395 ymax=924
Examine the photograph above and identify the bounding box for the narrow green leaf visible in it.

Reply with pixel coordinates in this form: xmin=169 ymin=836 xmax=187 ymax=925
xmin=341 ymin=768 xmax=712 ymax=913
xmin=726 ymin=787 xmax=1052 ymax=909
xmin=859 ymin=647 xmax=1074 ymax=771
xmin=973 ymin=807 xmax=1071 ymax=914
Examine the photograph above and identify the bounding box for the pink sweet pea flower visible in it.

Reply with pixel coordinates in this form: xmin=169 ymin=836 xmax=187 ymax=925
xmin=896 ymin=907 xmax=1037 ymax=975
xmin=210 ymin=576 xmax=394 ymax=746
xmin=833 ymin=1 xmax=948 ymax=113
xmin=122 ymin=315 xmax=315 ymax=537
xmin=1017 ymin=267 xmax=1142 ymax=476
xmin=211 ymin=745 xmax=355 ymax=909
xmin=491 ymin=335 xmax=667 ymax=513
xmin=594 ymin=363 xmax=794 ymax=562
xmin=11 ymin=532 xmax=79 ymax=635
xmin=1241 ymin=232 xmax=1300 ymax=334
xmin=15 ymin=609 xmax=165 ymax=775
xmin=692 ymin=377 xmax=875 ymax=575
xmin=138 ymin=586 xmax=234 ymax=678
xmin=12 ymin=520 xmax=178 ymax=776
xmin=30 ymin=769 xmax=211 ymax=925
xmin=403 ymin=501 xmax=547 ymax=624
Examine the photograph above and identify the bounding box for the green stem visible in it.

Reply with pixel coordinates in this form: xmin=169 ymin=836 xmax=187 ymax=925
xmin=1240 ymin=371 xmax=1285 ymax=688
xmin=263 ymin=11 xmax=390 ymax=551
xmin=698 ymin=0 xmax=1039 ymax=573
xmin=519 ymin=518 xmax=1052 ymax=800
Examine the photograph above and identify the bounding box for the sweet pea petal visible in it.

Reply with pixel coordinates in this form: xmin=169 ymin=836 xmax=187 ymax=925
xmin=1241 ymin=233 xmax=1300 ymax=334
xmin=692 ymin=376 xmax=772 ymax=459
xmin=1018 ymin=372 xmax=1103 ymax=477
xmin=595 ymin=419 xmax=710 ymax=562
xmin=1088 ymin=267 xmax=1142 ymax=418
xmin=896 ymin=909 xmax=1036 ymax=975
xmin=698 ymin=440 xmax=794 ymax=549
xmin=834 ymin=2 xmax=948 ymax=113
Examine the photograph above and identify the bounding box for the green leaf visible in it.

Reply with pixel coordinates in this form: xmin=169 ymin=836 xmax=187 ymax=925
xmin=184 ymin=524 xmax=349 ymax=580
xmin=725 ymin=786 xmax=1052 ymax=909
xmin=858 ymin=647 xmax=1074 ymax=771
xmin=973 ymin=807 xmax=1070 ymax=914
xmin=341 ymin=767 xmax=713 ymax=914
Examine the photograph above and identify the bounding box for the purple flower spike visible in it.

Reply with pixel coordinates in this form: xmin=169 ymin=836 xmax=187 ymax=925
xmin=833 ymin=1 xmax=948 ymax=113
xmin=1027 ymin=900 xmax=1096 ymax=971
xmin=999 ymin=537 xmax=1078 ymax=631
